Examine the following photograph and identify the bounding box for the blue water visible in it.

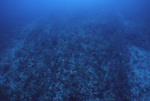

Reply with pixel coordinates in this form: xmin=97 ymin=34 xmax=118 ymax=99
xmin=0 ymin=0 xmax=150 ymax=100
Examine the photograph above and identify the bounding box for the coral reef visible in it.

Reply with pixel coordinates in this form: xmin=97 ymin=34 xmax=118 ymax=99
xmin=0 ymin=6 xmax=150 ymax=101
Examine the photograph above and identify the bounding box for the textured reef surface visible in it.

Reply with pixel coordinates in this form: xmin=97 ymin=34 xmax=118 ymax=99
xmin=0 ymin=1 xmax=150 ymax=101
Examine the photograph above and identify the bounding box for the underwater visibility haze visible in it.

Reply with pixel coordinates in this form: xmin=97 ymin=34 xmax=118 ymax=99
xmin=0 ymin=0 xmax=150 ymax=100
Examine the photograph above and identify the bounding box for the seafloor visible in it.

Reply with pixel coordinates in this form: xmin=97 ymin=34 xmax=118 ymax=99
xmin=0 ymin=9 xmax=150 ymax=101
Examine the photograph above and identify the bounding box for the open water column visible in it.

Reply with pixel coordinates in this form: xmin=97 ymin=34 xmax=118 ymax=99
xmin=0 ymin=0 xmax=150 ymax=100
